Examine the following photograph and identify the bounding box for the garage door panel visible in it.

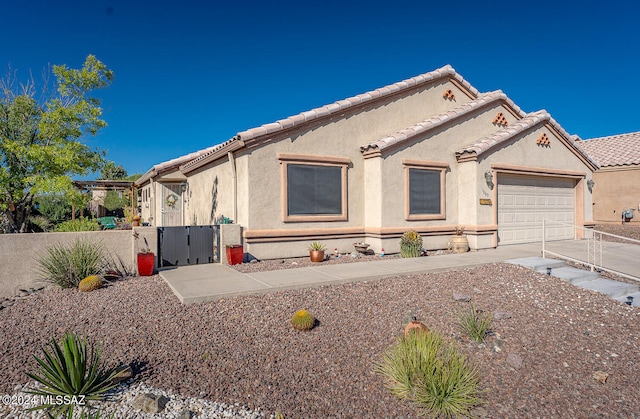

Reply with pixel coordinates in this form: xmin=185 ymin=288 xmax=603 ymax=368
xmin=498 ymin=175 xmax=575 ymax=245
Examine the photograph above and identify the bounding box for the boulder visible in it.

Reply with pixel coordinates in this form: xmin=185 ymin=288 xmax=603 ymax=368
xmin=132 ymin=393 xmax=169 ymax=414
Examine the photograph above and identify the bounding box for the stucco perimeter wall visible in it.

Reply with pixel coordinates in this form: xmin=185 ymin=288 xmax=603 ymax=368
xmin=592 ymin=167 xmax=640 ymax=223
xmin=0 ymin=228 xmax=158 ymax=299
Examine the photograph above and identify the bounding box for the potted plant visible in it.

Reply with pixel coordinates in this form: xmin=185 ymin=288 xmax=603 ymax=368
xmin=132 ymin=215 xmax=141 ymax=227
xmin=135 ymin=235 xmax=155 ymax=276
xmin=308 ymin=241 xmax=326 ymax=262
xmin=400 ymin=230 xmax=422 ymax=258
xmin=225 ymin=244 xmax=244 ymax=265
xmin=450 ymin=226 xmax=469 ymax=253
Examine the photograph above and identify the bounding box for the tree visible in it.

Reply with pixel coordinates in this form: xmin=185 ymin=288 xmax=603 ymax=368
xmin=0 ymin=55 xmax=112 ymax=232
xmin=99 ymin=161 xmax=127 ymax=180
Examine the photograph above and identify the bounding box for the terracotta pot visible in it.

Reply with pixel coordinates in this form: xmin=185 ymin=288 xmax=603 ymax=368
xmin=404 ymin=320 xmax=429 ymax=336
xmin=132 ymin=216 xmax=141 ymax=227
xmin=451 ymin=235 xmax=469 ymax=253
xmin=226 ymin=245 xmax=244 ymax=265
xmin=137 ymin=252 xmax=155 ymax=276
xmin=309 ymin=250 xmax=325 ymax=262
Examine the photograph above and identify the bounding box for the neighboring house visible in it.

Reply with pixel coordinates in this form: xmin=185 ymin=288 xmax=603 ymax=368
xmin=579 ymin=132 xmax=640 ymax=224
xmin=135 ymin=65 xmax=598 ymax=259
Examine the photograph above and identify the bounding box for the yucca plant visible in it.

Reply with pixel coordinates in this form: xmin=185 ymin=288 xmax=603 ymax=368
xmin=25 ymin=332 xmax=120 ymax=419
xmin=458 ymin=302 xmax=493 ymax=343
xmin=37 ymin=238 xmax=108 ymax=289
xmin=375 ymin=330 xmax=481 ymax=418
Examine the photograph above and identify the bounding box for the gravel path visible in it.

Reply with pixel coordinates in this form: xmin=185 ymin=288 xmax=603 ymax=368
xmin=1 ymin=261 xmax=640 ymax=418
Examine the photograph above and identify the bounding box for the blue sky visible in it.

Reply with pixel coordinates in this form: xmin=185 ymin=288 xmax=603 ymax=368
xmin=2 ymin=0 xmax=639 ymax=176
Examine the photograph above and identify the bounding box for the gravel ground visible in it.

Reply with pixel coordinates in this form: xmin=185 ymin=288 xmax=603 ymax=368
xmin=1 ymin=261 xmax=640 ymax=418
xmin=596 ymin=224 xmax=640 ymax=242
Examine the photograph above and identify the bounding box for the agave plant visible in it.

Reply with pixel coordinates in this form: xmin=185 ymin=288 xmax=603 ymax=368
xmin=25 ymin=332 xmax=120 ymax=419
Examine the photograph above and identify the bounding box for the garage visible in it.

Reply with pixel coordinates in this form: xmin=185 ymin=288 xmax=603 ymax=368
xmin=497 ymin=175 xmax=576 ymax=245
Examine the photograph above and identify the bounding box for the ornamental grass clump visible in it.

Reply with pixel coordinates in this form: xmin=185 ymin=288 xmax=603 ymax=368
xmin=25 ymin=332 xmax=120 ymax=419
xmin=375 ymin=330 xmax=481 ymax=418
xmin=37 ymin=238 xmax=108 ymax=289
xmin=400 ymin=230 xmax=422 ymax=258
xmin=458 ymin=301 xmax=493 ymax=343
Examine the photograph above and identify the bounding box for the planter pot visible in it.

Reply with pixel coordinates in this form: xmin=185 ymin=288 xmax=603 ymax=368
xmin=132 ymin=217 xmax=141 ymax=227
xmin=353 ymin=242 xmax=370 ymax=254
xmin=451 ymin=235 xmax=469 ymax=253
xmin=404 ymin=320 xmax=429 ymax=336
xmin=309 ymin=250 xmax=325 ymax=262
xmin=226 ymin=245 xmax=244 ymax=265
xmin=400 ymin=243 xmax=421 ymax=258
xmin=137 ymin=252 xmax=155 ymax=276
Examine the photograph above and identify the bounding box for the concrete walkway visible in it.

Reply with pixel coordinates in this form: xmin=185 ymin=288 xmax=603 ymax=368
xmin=159 ymin=243 xmax=543 ymax=304
xmin=159 ymin=240 xmax=640 ymax=304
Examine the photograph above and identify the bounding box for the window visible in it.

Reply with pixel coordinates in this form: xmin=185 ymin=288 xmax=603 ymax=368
xmin=279 ymin=153 xmax=350 ymax=222
xmin=404 ymin=159 xmax=448 ymax=220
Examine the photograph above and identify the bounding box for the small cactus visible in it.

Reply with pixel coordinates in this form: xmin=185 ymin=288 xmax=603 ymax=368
xmin=78 ymin=275 xmax=103 ymax=292
xmin=291 ymin=309 xmax=315 ymax=331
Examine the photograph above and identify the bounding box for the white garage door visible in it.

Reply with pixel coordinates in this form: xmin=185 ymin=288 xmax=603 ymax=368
xmin=498 ymin=175 xmax=575 ymax=245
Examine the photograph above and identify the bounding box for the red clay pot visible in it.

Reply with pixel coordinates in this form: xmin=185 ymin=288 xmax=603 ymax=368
xmin=137 ymin=252 xmax=155 ymax=276
xmin=226 ymin=245 xmax=244 ymax=265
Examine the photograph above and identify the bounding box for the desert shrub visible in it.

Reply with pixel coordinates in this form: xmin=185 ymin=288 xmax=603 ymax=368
xmin=400 ymin=230 xmax=422 ymax=258
xmin=458 ymin=302 xmax=492 ymax=343
xmin=375 ymin=330 xmax=481 ymax=418
xmin=28 ymin=215 xmax=52 ymax=232
xmin=291 ymin=309 xmax=315 ymax=331
xmin=54 ymin=219 xmax=101 ymax=232
xmin=37 ymin=238 xmax=108 ymax=288
xmin=25 ymin=332 xmax=120 ymax=418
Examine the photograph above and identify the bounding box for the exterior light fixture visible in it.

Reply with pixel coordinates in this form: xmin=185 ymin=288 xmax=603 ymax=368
xmin=546 ymin=267 xmax=552 ymax=276
xmin=587 ymin=179 xmax=595 ymax=192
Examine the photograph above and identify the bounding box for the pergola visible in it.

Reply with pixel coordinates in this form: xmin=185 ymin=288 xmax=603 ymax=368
xmin=72 ymin=180 xmax=136 ymax=219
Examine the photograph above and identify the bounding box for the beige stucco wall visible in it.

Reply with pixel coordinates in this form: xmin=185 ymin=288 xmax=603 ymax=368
xmin=592 ymin=166 xmax=640 ymax=223
xmin=184 ymin=156 xmax=237 ymax=226
xmin=0 ymin=228 xmax=159 ymax=299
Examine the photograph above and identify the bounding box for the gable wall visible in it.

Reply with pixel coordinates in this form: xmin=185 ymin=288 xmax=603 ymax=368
xmin=376 ymin=102 xmax=517 ymax=229
xmin=184 ymin=157 xmax=236 ymax=226
xmin=243 ymin=79 xmax=473 ymax=232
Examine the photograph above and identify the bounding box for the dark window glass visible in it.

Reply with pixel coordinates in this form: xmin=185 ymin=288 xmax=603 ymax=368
xmin=409 ymin=169 xmax=441 ymax=215
xmin=287 ymin=164 xmax=342 ymax=215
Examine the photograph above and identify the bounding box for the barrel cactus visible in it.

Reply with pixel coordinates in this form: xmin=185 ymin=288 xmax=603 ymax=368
xmin=78 ymin=275 xmax=103 ymax=292
xmin=291 ymin=309 xmax=315 ymax=331
xmin=400 ymin=230 xmax=422 ymax=258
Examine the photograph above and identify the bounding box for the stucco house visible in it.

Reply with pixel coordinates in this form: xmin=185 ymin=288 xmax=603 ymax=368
xmin=579 ymin=132 xmax=640 ymax=224
xmin=135 ymin=65 xmax=598 ymax=259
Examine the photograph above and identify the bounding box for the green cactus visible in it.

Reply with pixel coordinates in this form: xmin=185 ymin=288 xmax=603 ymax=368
xmin=78 ymin=275 xmax=103 ymax=292
xmin=291 ymin=309 xmax=315 ymax=331
xmin=400 ymin=230 xmax=422 ymax=258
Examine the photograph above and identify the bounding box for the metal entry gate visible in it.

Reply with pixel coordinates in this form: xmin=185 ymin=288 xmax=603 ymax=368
xmin=158 ymin=225 xmax=220 ymax=267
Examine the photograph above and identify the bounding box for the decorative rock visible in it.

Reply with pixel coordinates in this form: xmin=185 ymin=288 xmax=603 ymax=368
xmin=110 ymin=365 xmax=134 ymax=385
xmin=492 ymin=339 xmax=505 ymax=353
xmin=350 ymin=251 xmax=361 ymax=259
xmin=494 ymin=311 xmax=512 ymax=320
xmin=506 ymin=352 xmax=523 ymax=369
xmin=132 ymin=393 xmax=169 ymax=414
xmin=453 ymin=292 xmax=471 ymax=302
xmin=593 ymin=371 xmax=609 ymax=384
xmin=177 ymin=409 xmax=192 ymax=419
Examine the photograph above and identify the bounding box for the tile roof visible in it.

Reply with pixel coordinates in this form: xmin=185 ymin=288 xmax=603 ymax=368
xmin=455 ymin=110 xmax=599 ymax=169
xmin=176 ymin=65 xmax=480 ymax=174
xmin=579 ymin=132 xmax=640 ymax=167
xmin=360 ymin=90 xmax=525 ymax=155
xmin=135 ymin=144 xmax=222 ymax=185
